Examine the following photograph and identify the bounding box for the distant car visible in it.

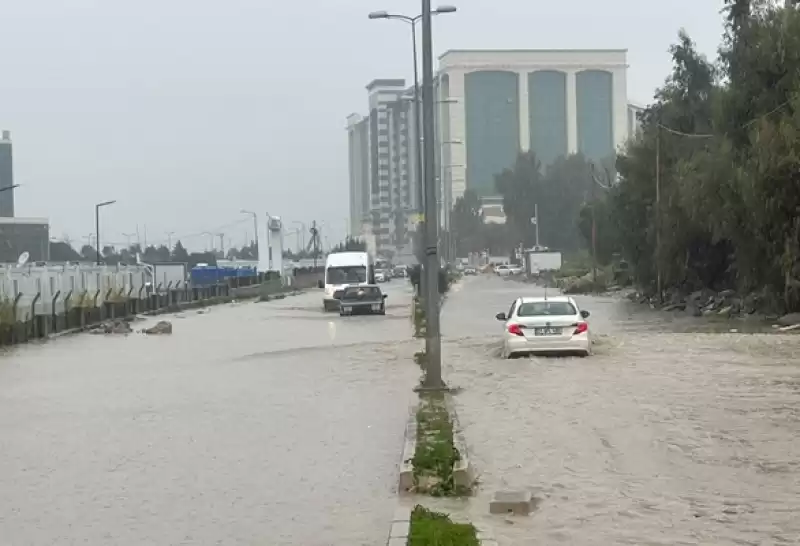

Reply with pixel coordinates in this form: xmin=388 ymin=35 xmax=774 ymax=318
xmin=393 ymin=266 xmax=407 ymax=278
xmin=495 ymin=295 xmax=591 ymax=358
xmin=339 ymin=285 xmax=387 ymax=316
xmin=375 ymin=269 xmax=388 ymax=283
xmin=463 ymin=267 xmax=478 ymax=276
xmin=495 ymin=264 xmax=512 ymax=276
xmin=508 ymin=265 xmax=524 ymax=275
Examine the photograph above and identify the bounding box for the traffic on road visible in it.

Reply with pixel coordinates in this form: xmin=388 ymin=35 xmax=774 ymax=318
xmin=2 ymin=268 xmax=798 ymax=545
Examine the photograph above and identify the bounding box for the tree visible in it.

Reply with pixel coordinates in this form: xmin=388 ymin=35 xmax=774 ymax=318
xmin=79 ymin=245 xmax=95 ymax=261
xmin=49 ymin=241 xmax=81 ymax=262
xmin=450 ymin=190 xmax=484 ymax=256
xmin=171 ymin=240 xmax=190 ymax=263
xmin=331 ymin=236 xmax=367 ymax=253
xmin=609 ymin=3 xmax=800 ymax=310
xmin=494 ymin=152 xmax=542 ymax=249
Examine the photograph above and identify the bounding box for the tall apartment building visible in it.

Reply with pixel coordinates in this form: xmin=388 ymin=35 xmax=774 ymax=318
xmin=346 ymin=113 xmax=369 ymax=238
xmin=436 ymin=49 xmax=639 ymax=222
xmin=347 ymin=79 xmax=418 ymax=257
xmin=0 ymin=130 xmax=14 ymax=217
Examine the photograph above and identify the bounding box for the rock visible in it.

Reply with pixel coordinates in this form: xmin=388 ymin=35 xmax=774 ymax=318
xmin=490 ymin=490 xmax=535 ymax=516
xmin=142 ymin=321 xmax=173 ymax=335
xmin=776 ymin=313 xmax=800 ymax=327
xmin=89 ymin=319 xmax=132 ymax=335
xmin=685 ymin=302 xmax=702 ymax=317
xmin=718 ymin=305 xmax=734 ymax=316
xmin=688 ymin=290 xmax=705 ymax=302
xmin=662 ymin=303 xmax=686 ymax=312
xmin=742 ymin=293 xmax=759 ymax=314
xmin=719 ymin=289 xmax=736 ymax=298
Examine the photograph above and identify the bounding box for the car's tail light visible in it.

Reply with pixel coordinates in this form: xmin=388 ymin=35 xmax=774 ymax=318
xmin=508 ymin=324 xmax=524 ymax=336
xmin=573 ymin=322 xmax=588 ymax=335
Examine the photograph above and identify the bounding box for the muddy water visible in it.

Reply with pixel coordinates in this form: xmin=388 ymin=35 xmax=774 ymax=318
xmin=0 ymin=282 xmax=419 ymax=546
xmin=440 ymin=276 xmax=800 ymax=546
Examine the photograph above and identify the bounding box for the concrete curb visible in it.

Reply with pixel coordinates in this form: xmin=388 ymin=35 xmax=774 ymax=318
xmin=385 ymin=504 xmax=411 ymax=546
xmin=398 ymin=404 xmax=418 ymax=494
xmin=397 ymin=395 xmax=475 ymax=495
xmin=445 ymin=393 xmax=475 ymax=490
xmin=384 ymin=505 xmax=497 ymax=545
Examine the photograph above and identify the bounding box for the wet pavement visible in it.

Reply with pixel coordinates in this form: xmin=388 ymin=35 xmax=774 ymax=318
xmin=0 ymin=281 xmax=418 ymax=546
xmin=433 ymin=275 xmax=800 ymax=545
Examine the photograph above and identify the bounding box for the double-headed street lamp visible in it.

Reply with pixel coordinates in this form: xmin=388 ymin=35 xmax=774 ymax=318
xmin=370 ymin=2 xmax=455 ymax=390
xmin=95 ymin=200 xmax=116 ymax=265
xmin=368 ymin=5 xmax=457 ymax=255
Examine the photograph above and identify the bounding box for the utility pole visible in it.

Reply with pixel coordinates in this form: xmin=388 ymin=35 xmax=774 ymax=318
xmin=591 ymin=173 xmax=597 ymax=286
xmin=655 ymin=124 xmax=662 ymax=303
xmin=122 ymin=232 xmax=136 ymax=249
xmin=166 ymin=231 xmax=175 ymax=250
xmin=420 ymin=0 xmax=444 ymax=390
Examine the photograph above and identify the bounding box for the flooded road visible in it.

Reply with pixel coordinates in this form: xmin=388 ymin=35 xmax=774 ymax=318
xmin=437 ymin=276 xmax=800 ymax=545
xmin=0 ymin=282 xmax=418 ymax=546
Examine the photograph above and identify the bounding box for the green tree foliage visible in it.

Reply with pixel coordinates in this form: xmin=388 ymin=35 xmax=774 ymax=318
xmin=449 ymin=190 xmax=484 ymax=255
xmin=610 ymin=3 xmax=800 ymax=310
xmin=330 ymin=236 xmax=367 ymax=253
xmin=49 ymin=241 xmax=81 ymax=262
xmin=171 ymin=240 xmax=190 ymax=263
xmin=492 ymin=151 xmax=598 ymax=253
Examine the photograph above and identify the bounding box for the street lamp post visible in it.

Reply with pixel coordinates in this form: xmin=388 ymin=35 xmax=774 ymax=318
xmin=293 ymin=221 xmax=307 ymax=251
xmin=95 ymin=200 xmax=116 ymax=265
xmin=368 ymin=5 xmax=456 ymax=282
xmin=265 ymin=212 xmax=275 ymax=270
xmin=241 ymin=210 xmax=259 ymax=260
xmin=420 ymin=0 xmax=446 ymax=390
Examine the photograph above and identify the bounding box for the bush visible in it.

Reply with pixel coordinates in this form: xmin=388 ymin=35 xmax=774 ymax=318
xmin=408 ymin=505 xmax=479 ymax=546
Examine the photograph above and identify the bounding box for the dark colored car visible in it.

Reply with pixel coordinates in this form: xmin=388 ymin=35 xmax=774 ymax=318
xmin=339 ymin=285 xmax=387 ymax=316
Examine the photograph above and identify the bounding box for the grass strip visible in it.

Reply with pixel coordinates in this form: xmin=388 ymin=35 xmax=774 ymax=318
xmin=413 ymin=393 xmax=466 ymax=496
xmin=408 ymin=505 xmax=479 ymax=546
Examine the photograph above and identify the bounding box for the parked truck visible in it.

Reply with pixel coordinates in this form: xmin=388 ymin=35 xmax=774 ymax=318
xmin=525 ymin=250 xmax=563 ymax=276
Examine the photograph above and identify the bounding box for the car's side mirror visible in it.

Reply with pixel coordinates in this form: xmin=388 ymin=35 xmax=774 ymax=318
xmin=580 ymin=310 xmax=590 ymax=318
xmin=383 ymin=294 xmax=388 ymax=299
xmin=495 ymin=312 xmax=506 ymax=321
xmin=317 ymin=280 xmax=324 ymax=289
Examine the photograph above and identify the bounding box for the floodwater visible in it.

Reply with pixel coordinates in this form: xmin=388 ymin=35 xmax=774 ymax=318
xmin=4 ymin=274 xmax=799 ymax=545
xmin=0 ymin=282 xmax=419 ymax=546
xmin=434 ymin=276 xmax=800 ymax=546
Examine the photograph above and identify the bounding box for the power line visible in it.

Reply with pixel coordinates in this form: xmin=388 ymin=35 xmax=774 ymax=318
xmin=656 ymin=98 xmax=791 ymax=138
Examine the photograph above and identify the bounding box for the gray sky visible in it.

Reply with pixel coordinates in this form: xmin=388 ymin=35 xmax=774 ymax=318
xmin=0 ymin=0 xmax=725 ymax=252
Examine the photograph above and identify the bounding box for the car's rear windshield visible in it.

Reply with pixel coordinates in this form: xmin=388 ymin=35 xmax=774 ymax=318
xmin=517 ymin=301 xmax=576 ymax=317
xmin=342 ymin=286 xmax=380 ymax=299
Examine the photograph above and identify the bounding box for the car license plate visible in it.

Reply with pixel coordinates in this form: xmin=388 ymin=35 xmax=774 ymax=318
xmin=534 ymin=327 xmax=561 ymax=336
xmin=371 ymin=304 xmax=381 ymax=311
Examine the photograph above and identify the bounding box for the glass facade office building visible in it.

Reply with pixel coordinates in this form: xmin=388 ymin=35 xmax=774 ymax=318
xmin=438 ymin=50 xmax=631 ymax=211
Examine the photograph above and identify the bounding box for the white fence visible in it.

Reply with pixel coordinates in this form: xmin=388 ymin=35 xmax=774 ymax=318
xmin=0 ymin=264 xmax=150 ymax=321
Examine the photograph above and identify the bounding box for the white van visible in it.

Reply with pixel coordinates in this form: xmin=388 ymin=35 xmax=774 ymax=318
xmin=320 ymin=251 xmax=375 ymax=311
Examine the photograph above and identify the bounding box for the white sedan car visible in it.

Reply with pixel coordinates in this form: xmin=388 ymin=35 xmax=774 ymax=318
xmin=495 ymin=295 xmax=591 ymax=358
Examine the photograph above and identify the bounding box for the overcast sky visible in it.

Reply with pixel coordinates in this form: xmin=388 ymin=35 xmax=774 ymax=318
xmin=0 ymin=0 xmax=726 ymax=252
